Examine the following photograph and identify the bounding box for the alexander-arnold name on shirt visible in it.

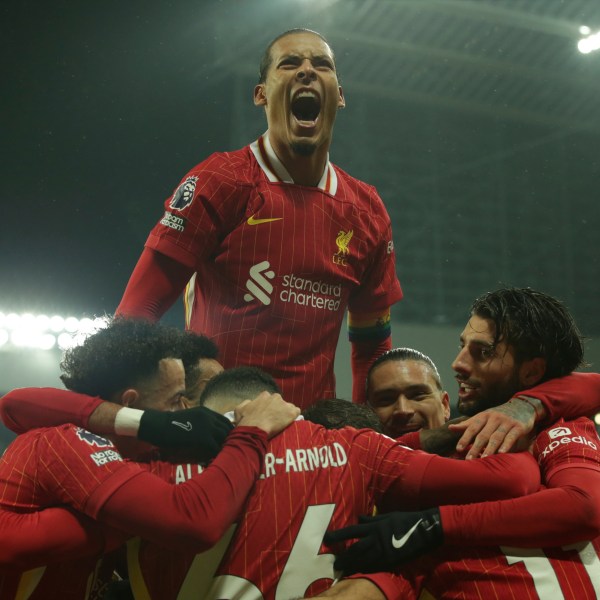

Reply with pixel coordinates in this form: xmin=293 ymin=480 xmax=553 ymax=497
xmin=260 ymin=443 xmax=348 ymax=479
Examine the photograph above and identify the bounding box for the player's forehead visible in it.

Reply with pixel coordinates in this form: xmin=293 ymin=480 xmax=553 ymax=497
xmin=270 ymin=32 xmax=334 ymax=63
xmin=459 ymin=315 xmax=496 ymax=345
xmin=370 ymin=359 xmax=437 ymax=391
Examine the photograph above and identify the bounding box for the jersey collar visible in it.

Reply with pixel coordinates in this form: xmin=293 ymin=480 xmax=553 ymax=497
xmin=250 ymin=132 xmax=338 ymax=195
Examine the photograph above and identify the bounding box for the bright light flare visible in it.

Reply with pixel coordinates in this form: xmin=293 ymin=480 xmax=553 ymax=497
xmin=578 ymin=28 xmax=600 ymax=54
xmin=0 ymin=310 xmax=109 ymax=351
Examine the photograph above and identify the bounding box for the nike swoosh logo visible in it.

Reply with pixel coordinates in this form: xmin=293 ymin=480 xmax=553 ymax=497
xmin=247 ymin=215 xmax=283 ymax=226
xmin=171 ymin=420 xmax=192 ymax=432
xmin=391 ymin=518 xmax=422 ymax=549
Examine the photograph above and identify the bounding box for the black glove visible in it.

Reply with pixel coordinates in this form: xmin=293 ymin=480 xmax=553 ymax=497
xmin=324 ymin=508 xmax=443 ymax=574
xmin=138 ymin=406 xmax=234 ymax=461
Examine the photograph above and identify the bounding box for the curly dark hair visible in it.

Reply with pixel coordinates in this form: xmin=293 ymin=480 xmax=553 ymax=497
xmin=303 ymin=398 xmax=383 ymax=433
xmin=471 ymin=287 xmax=585 ymax=381
xmin=60 ymin=318 xmax=183 ymax=400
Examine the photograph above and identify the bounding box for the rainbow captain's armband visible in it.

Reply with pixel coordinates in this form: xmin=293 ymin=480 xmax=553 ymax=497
xmin=348 ymin=309 xmax=392 ymax=342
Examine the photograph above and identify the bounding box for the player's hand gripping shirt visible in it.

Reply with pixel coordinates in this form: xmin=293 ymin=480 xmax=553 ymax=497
xmin=145 ymin=134 xmax=402 ymax=408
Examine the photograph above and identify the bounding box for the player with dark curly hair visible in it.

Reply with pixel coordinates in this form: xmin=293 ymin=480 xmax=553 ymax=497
xmin=0 ymin=319 xmax=299 ymax=598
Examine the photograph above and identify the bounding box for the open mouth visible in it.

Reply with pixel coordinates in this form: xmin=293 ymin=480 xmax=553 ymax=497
xmin=291 ymin=92 xmax=321 ymax=125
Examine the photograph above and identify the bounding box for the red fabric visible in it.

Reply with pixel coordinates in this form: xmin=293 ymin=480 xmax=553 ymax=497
xmin=385 ymin=450 xmax=540 ymax=513
xmin=0 ymin=387 xmax=103 ymax=433
xmin=0 ymin=508 xmax=121 ymax=569
xmin=0 ymin=425 xmax=266 ymax=598
xmin=116 ymin=247 xmax=193 ymax=320
xmin=518 ymin=372 xmax=600 ymax=425
xmin=351 ymin=335 xmax=392 ymax=404
xmin=405 ymin=538 xmax=600 ymax=600
xmin=125 ymin=421 xmax=539 ymax=599
xmin=341 ymin=419 xmax=600 ymax=600
xmin=141 ymin=139 xmax=402 ymax=408
xmin=441 ymin=418 xmax=600 ymax=547
xmin=396 ymin=430 xmax=422 ymax=450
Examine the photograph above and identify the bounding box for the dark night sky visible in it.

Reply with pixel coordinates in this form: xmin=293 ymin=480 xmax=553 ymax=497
xmin=3 ymin=0 xmax=600 ymax=333
xmin=2 ymin=2 xmax=261 ymax=322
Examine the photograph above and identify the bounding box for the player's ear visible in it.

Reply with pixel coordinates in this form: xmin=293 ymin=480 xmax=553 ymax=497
xmin=121 ymin=388 xmax=140 ymax=408
xmin=337 ymin=86 xmax=345 ymax=109
xmin=254 ymin=84 xmax=267 ymax=106
xmin=518 ymin=357 xmax=546 ymax=387
xmin=441 ymin=391 xmax=451 ymax=421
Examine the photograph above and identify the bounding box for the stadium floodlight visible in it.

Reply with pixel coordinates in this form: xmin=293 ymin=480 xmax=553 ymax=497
xmin=0 ymin=310 xmax=109 ymax=352
xmin=578 ymin=28 xmax=600 ymax=54
xmin=50 ymin=315 xmax=65 ymax=332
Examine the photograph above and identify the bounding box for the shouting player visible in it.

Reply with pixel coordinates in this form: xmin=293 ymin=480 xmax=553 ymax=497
xmin=116 ymin=28 xmax=403 ymax=407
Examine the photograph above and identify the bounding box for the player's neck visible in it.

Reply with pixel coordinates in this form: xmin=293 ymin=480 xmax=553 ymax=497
xmin=272 ymin=139 xmax=329 ymax=187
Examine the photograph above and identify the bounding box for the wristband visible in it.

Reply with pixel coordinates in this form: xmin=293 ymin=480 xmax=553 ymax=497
xmin=114 ymin=407 xmax=144 ymax=436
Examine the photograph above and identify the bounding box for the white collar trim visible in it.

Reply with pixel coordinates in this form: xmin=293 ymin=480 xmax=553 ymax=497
xmin=250 ymin=132 xmax=337 ymax=195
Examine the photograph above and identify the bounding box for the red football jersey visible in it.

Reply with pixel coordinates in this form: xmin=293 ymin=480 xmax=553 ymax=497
xmin=405 ymin=418 xmax=600 ymax=599
xmin=125 ymin=420 xmax=540 ymax=599
xmin=145 ymin=134 xmax=402 ymax=408
xmin=517 ymin=372 xmax=600 ymax=424
xmin=0 ymin=424 xmax=267 ymax=600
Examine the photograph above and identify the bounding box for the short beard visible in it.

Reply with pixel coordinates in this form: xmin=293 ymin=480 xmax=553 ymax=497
xmin=290 ymin=141 xmax=317 ymax=156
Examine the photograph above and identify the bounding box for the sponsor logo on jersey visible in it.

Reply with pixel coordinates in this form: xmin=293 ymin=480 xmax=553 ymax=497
xmin=261 ymin=443 xmax=348 ymax=479
xmin=548 ymin=426 xmax=572 ymax=439
xmin=539 ymin=430 xmax=598 ymax=460
xmin=244 ymin=261 xmax=343 ymax=311
xmin=160 ymin=211 xmax=185 ymax=232
xmin=76 ymin=428 xmax=113 ymax=448
xmin=169 ymin=176 xmax=198 ymax=211
xmin=244 ymin=260 xmax=276 ymax=305
xmin=332 ymin=229 xmax=353 ymax=266
xmin=90 ymin=449 xmax=122 ymax=466
xmin=247 ymin=214 xmax=283 ymax=226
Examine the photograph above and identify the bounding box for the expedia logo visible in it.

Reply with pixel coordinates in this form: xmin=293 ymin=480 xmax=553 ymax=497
xmin=333 ymin=230 xmax=353 ymax=266
xmin=169 ymin=176 xmax=198 ymax=211
xmin=244 ymin=261 xmax=275 ymax=305
xmin=540 ymin=431 xmax=597 ymax=460
xmin=548 ymin=426 xmax=571 ymax=439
